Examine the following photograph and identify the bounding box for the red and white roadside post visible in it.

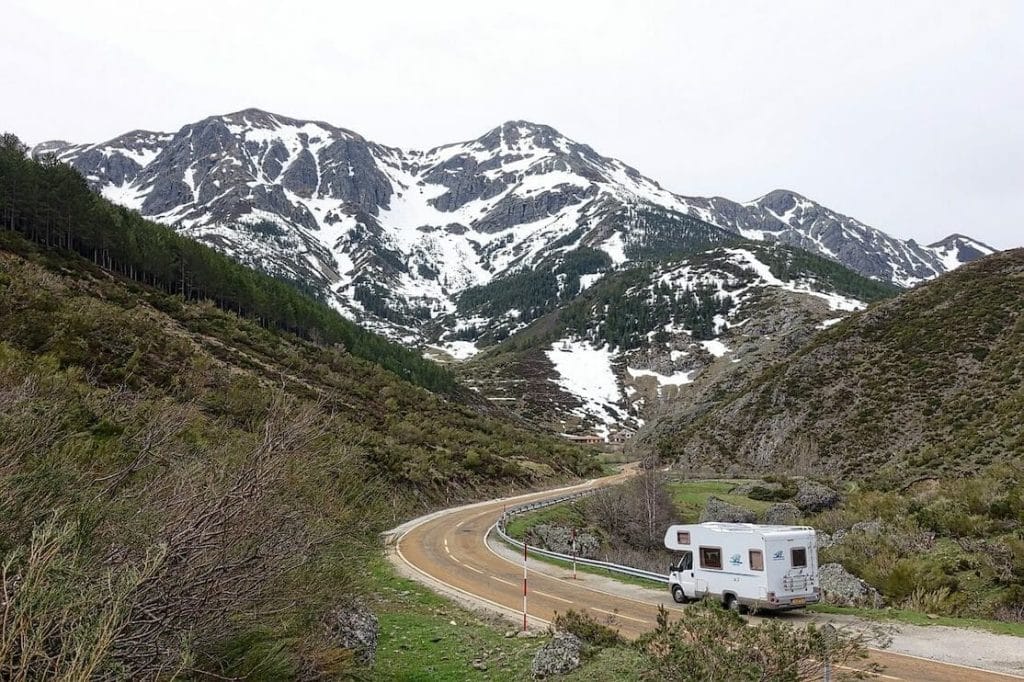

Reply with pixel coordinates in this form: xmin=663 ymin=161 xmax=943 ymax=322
xmin=522 ymin=541 xmax=529 ymax=631
xmin=571 ymin=527 xmax=578 ymax=580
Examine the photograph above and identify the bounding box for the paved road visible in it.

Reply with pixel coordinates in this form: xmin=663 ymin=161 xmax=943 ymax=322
xmin=388 ymin=471 xmax=1024 ymax=681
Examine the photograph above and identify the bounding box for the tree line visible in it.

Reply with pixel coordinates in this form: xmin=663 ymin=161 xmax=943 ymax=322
xmin=0 ymin=133 xmax=456 ymax=393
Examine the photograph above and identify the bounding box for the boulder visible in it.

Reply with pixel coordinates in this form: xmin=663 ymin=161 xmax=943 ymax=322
xmin=793 ymin=481 xmax=841 ymax=513
xmin=851 ymin=519 xmax=883 ymax=535
xmin=528 ymin=524 xmax=600 ymax=559
xmin=699 ymin=496 xmax=757 ymax=523
xmin=818 ymin=563 xmax=882 ymax=607
xmin=532 ymin=631 xmax=583 ymax=678
xmin=763 ymin=502 xmax=801 ymax=525
xmin=816 ymin=529 xmax=846 ymax=549
xmin=323 ymin=602 xmax=379 ymax=665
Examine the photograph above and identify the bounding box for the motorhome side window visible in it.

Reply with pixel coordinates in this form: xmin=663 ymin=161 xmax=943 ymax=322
xmin=791 ymin=547 xmax=808 ymax=568
xmin=699 ymin=546 xmax=722 ymax=570
xmin=676 ymin=531 xmax=690 ymax=545
xmin=749 ymin=549 xmax=764 ymax=571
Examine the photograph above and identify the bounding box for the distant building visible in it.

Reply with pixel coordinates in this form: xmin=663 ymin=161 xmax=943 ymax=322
xmin=607 ymin=429 xmax=636 ymax=445
xmin=563 ymin=433 xmax=603 ymax=445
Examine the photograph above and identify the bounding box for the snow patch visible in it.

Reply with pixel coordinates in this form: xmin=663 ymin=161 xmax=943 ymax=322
xmin=546 ymin=339 xmax=626 ymax=432
xmin=700 ymin=339 xmax=730 ymax=357
xmin=626 ymin=366 xmax=695 ymax=386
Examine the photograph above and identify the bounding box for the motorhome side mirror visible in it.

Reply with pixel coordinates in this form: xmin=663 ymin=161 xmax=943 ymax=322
xmin=669 ymin=563 xmax=675 ymax=573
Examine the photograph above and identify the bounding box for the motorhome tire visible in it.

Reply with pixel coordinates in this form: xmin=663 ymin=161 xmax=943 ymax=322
xmin=724 ymin=594 xmax=746 ymax=614
xmin=671 ymin=585 xmax=687 ymax=604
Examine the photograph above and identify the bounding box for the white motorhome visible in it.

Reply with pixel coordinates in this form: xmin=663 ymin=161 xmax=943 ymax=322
xmin=664 ymin=522 xmax=820 ymax=612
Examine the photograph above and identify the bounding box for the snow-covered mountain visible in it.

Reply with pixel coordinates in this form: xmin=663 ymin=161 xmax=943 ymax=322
xmin=34 ymin=108 xmax=995 ymax=345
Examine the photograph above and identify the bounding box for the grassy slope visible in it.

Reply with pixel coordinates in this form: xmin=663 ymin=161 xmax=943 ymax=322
xmin=658 ymin=249 xmax=1024 ymax=482
xmin=371 ymin=559 xmax=647 ymax=681
xmin=0 ymin=230 xmax=600 ymax=677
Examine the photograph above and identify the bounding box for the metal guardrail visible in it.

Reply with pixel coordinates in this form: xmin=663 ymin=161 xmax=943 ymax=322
xmin=492 ymin=490 xmax=670 ymax=584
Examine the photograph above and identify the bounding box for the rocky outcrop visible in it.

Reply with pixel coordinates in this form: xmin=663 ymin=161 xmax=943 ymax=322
xmin=527 ymin=524 xmax=600 ymax=559
xmin=700 ymin=496 xmax=756 ymax=523
xmin=323 ymin=602 xmax=379 ymax=665
xmin=793 ymin=481 xmax=841 ymax=513
xmin=818 ymin=563 xmax=882 ymax=607
xmin=532 ymin=631 xmax=583 ymax=678
xmin=763 ymin=502 xmax=801 ymax=525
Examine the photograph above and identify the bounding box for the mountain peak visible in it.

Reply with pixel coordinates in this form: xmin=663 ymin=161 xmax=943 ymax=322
xmin=928 ymin=233 xmax=996 ymax=251
xmin=469 ymin=120 xmax=573 ymax=154
xmin=750 ymin=188 xmax=814 ymax=217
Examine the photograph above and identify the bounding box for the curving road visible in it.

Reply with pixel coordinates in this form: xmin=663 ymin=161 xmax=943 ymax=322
xmin=387 ymin=470 xmax=1024 ymax=682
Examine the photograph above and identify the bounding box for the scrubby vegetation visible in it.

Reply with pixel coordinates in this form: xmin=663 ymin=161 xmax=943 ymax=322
xmin=657 ymin=247 xmax=1023 ymax=482
xmin=812 ymin=464 xmax=1024 ymax=622
xmin=0 ymin=166 xmax=600 ymax=675
xmin=636 ymin=602 xmax=876 ymax=681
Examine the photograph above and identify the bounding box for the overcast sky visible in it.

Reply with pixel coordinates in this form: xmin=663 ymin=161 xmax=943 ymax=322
xmin=3 ymin=0 xmax=1022 ymax=248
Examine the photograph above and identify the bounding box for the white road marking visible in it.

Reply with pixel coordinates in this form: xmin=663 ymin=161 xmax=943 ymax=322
xmin=533 ymin=590 xmax=573 ymax=604
xmin=590 ymin=607 xmax=650 ymax=624
xmin=463 ymin=564 xmax=485 ymax=574
xmin=491 ymin=576 xmax=517 ymax=587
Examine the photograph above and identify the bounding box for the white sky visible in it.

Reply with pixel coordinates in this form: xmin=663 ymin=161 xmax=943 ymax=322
xmin=3 ymin=0 xmax=1022 ymax=248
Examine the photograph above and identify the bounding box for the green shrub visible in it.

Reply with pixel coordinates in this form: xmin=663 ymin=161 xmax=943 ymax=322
xmin=552 ymin=610 xmax=625 ymax=649
xmin=883 ymin=557 xmax=959 ymax=603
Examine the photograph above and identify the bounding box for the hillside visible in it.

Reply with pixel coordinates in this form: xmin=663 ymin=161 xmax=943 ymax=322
xmin=455 ymin=242 xmax=899 ymax=435
xmin=1 ymin=135 xmax=453 ymax=393
xmin=31 ymin=110 xmax=992 ymax=342
xmin=646 ymin=249 xmax=1024 ymax=483
xmin=0 ymin=151 xmax=597 ymax=677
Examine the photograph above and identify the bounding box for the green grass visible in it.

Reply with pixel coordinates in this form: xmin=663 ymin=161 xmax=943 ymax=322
xmin=368 ymin=559 xmax=650 ymax=680
xmin=809 ymin=604 xmax=1024 ymax=638
xmin=505 ymin=501 xmax=590 ymax=540
xmin=369 ymin=560 xmax=542 ymax=680
xmin=667 ymin=479 xmax=774 ymax=522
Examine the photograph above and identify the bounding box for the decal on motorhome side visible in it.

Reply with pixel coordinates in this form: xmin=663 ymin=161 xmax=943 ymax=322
xmin=772 ymin=550 xmax=785 ymax=561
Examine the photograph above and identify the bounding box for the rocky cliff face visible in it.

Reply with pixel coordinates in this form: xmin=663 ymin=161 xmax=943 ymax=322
xmin=35 ymin=109 xmax=995 ymax=344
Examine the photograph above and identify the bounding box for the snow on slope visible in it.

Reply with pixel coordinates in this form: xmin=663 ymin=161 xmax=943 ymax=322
xmin=33 ymin=109 xmax=996 ymax=345
xmin=724 ymin=248 xmax=865 ymax=312
xmin=546 ymin=340 xmax=629 ymax=435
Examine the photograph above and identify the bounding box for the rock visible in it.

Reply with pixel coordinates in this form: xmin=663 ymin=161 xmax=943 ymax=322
xmin=699 ymin=496 xmax=757 ymax=523
xmin=532 ymin=631 xmax=583 ymax=678
xmin=763 ymin=502 xmax=801 ymax=525
xmin=851 ymin=519 xmax=883 ymax=535
xmin=527 ymin=524 xmax=600 ymax=559
xmin=818 ymin=563 xmax=882 ymax=607
xmin=472 ymin=659 xmax=488 ymax=671
xmin=324 ymin=602 xmax=379 ymax=665
xmin=793 ymin=481 xmax=841 ymax=513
